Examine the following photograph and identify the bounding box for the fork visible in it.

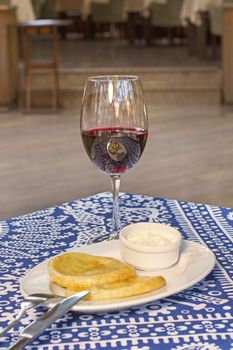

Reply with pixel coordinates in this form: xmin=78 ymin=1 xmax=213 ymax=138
xmin=0 ymin=293 xmax=62 ymax=338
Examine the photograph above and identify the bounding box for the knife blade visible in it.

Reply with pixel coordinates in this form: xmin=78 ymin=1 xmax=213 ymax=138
xmin=8 ymin=290 xmax=89 ymax=350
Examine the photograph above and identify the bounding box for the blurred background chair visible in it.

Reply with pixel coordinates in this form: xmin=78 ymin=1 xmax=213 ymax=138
xmin=40 ymin=0 xmax=57 ymax=19
xmin=124 ymin=0 xmax=147 ymax=45
xmin=90 ymin=0 xmax=124 ymax=39
xmin=53 ymin=0 xmax=86 ymax=38
xmin=146 ymin=0 xmax=184 ymax=45
xmin=31 ymin=0 xmax=57 ymax=19
xmin=208 ymin=4 xmax=223 ymax=58
xmin=19 ymin=20 xmax=59 ymax=110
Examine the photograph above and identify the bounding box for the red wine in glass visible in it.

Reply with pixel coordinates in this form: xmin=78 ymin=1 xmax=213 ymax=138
xmin=80 ymin=75 xmax=148 ymax=239
xmin=81 ymin=127 xmax=148 ymax=176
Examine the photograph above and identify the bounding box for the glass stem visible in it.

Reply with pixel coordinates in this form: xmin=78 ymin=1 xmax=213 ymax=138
xmin=110 ymin=175 xmax=121 ymax=239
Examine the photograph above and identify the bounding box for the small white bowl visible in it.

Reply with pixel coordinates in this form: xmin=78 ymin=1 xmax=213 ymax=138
xmin=119 ymin=222 xmax=182 ymax=270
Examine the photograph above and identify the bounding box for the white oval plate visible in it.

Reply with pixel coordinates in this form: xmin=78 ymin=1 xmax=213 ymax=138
xmin=20 ymin=240 xmax=215 ymax=313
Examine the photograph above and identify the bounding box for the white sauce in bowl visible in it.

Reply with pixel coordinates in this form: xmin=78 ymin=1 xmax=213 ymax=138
xmin=127 ymin=230 xmax=177 ymax=246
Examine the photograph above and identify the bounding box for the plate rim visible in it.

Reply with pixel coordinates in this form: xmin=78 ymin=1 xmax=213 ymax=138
xmin=20 ymin=240 xmax=216 ymax=313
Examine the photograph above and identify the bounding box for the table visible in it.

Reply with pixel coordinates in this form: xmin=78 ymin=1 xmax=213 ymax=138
xmin=0 ymin=192 xmax=233 ymax=349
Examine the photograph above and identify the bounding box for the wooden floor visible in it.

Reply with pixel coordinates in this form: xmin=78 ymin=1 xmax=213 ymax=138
xmin=1 ymin=104 xmax=233 ymax=220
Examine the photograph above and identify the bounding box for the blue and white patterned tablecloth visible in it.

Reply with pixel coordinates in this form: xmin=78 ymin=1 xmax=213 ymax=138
xmin=0 ymin=192 xmax=233 ymax=350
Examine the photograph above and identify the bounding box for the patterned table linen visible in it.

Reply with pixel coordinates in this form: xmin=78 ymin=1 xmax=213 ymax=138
xmin=0 ymin=192 xmax=232 ymax=350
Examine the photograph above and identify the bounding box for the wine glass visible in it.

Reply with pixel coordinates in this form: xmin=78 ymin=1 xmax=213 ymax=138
xmin=80 ymin=75 xmax=148 ymax=240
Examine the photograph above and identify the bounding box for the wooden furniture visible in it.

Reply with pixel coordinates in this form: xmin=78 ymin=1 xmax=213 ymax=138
xmin=19 ymin=19 xmax=70 ymax=110
xmin=0 ymin=6 xmax=19 ymax=108
xmin=223 ymin=1 xmax=233 ymax=103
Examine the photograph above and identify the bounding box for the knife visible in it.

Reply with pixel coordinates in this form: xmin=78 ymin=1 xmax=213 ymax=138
xmin=0 ymin=294 xmax=63 ymax=339
xmin=8 ymin=290 xmax=89 ymax=350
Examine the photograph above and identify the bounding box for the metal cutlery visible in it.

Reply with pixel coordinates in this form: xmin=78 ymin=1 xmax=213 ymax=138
xmin=8 ymin=291 xmax=89 ymax=350
xmin=0 ymin=293 xmax=62 ymax=339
